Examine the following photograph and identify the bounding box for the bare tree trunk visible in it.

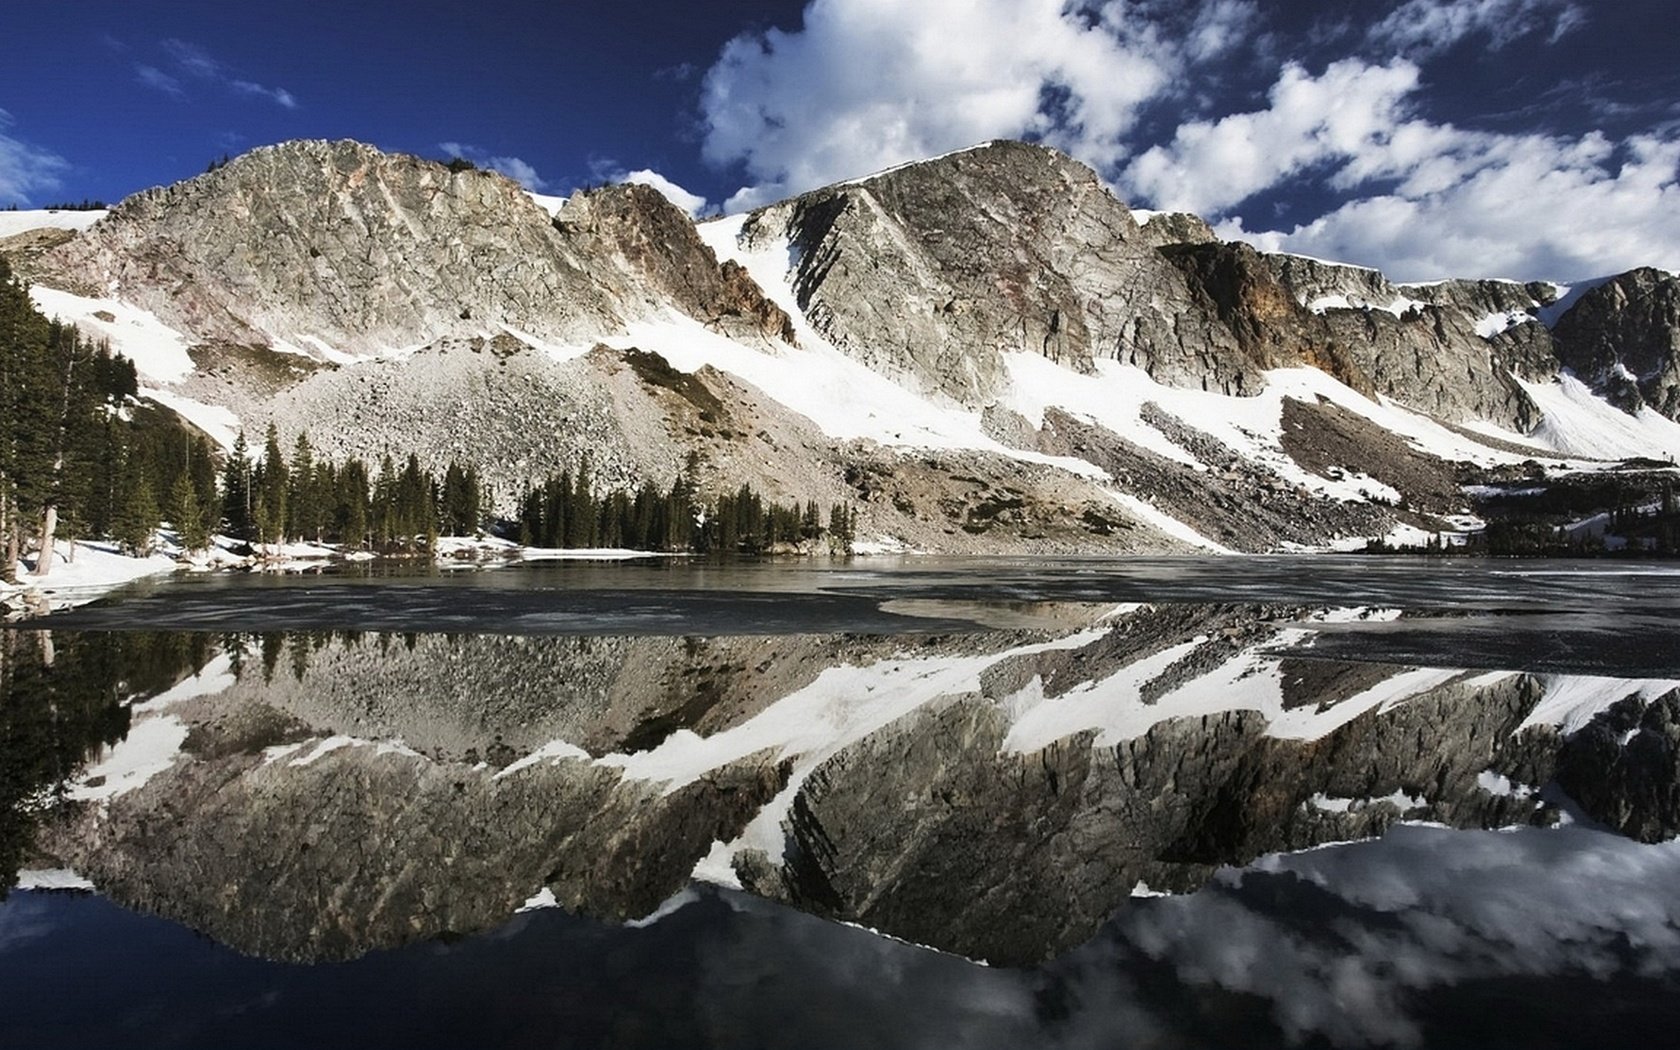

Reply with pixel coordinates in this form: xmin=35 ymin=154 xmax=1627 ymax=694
xmin=0 ymin=493 xmax=15 ymax=583
xmin=33 ymin=503 xmax=57 ymax=577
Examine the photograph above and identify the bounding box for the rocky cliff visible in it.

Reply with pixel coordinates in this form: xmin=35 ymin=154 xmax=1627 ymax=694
xmin=1553 ymin=268 xmax=1680 ymax=418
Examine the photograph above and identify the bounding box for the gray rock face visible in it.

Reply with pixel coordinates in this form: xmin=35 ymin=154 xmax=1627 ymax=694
xmin=17 ymin=136 xmax=1680 ymax=554
xmin=1163 ymin=245 xmax=1550 ymax=428
xmin=40 ymin=139 xmax=791 ymax=358
xmin=1133 ymin=210 xmax=1219 ymax=249
xmin=1553 ymin=268 xmax=1680 ymax=419
xmin=741 ymin=141 xmax=1255 ymax=405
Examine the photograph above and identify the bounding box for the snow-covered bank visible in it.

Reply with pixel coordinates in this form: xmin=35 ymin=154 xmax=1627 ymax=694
xmin=1 ymin=540 xmax=177 ymax=611
xmin=1 ymin=532 xmax=696 ymax=615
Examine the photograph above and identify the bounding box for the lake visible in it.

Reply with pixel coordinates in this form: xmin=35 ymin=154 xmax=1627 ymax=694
xmin=5 ymin=556 xmax=1680 ymax=1048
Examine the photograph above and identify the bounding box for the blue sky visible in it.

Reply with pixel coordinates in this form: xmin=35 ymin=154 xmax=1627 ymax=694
xmin=3 ymin=0 xmax=1678 ymax=281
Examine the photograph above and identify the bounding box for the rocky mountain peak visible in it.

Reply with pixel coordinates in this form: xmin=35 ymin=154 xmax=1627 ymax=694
xmin=737 ymin=139 xmax=1256 ymax=406
xmin=38 ymin=138 xmax=792 ymax=359
xmin=1553 ymin=267 xmax=1680 ymax=418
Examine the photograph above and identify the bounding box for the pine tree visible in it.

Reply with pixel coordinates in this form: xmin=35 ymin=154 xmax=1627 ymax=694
xmin=286 ymin=432 xmax=317 ymax=542
xmin=252 ymin=424 xmax=287 ymax=549
xmin=113 ymin=457 xmax=161 ymax=556
xmin=170 ymin=472 xmax=210 ymax=553
xmin=222 ymin=431 xmax=252 ymax=540
xmin=828 ymin=503 xmax=855 ymax=553
xmin=337 ymin=457 xmax=370 ymax=549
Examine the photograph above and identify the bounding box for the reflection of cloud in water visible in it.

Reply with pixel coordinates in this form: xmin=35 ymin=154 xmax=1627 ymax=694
xmin=689 ymin=893 xmax=1055 ymax=1050
xmin=679 ymin=828 xmax=1680 ymax=1049
xmin=1093 ymin=824 xmax=1680 ymax=1047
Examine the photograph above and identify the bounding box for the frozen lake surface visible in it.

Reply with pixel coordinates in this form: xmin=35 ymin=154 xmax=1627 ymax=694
xmin=5 ymin=556 xmax=1680 ymax=1047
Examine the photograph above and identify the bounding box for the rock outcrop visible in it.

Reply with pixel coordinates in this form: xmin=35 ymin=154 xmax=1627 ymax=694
xmin=740 ymin=140 xmax=1255 ymax=405
xmin=1553 ymin=268 xmax=1680 ymax=419
xmin=1185 ymin=247 xmax=1560 ymax=429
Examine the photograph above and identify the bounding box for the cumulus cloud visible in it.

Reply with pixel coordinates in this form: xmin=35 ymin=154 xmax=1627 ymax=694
xmin=1123 ymin=59 xmax=1422 ymax=217
xmin=1231 ymin=133 xmax=1680 ymax=281
xmin=1368 ymin=0 xmax=1587 ymax=58
xmin=0 ymin=110 xmax=69 ymax=206
xmin=1118 ymin=49 xmax=1680 ymax=281
xmin=135 ymin=39 xmax=299 ymax=109
xmin=437 ymin=142 xmax=548 ymax=190
xmin=698 ymin=0 xmax=1227 ymax=211
xmin=621 ymin=169 xmax=708 ymax=216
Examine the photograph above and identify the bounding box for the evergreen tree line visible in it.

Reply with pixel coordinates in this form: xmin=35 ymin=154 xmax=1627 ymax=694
xmin=512 ymin=455 xmax=856 ymax=554
xmin=2 ymin=200 xmax=107 ymax=212
xmin=219 ymin=425 xmax=481 ymax=552
xmin=37 ymin=199 xmax=108 ymax=211
xmin=1 ymin=257 xmax=219 ymax=579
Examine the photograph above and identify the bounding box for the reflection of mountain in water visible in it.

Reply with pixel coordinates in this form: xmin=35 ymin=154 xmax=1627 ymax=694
xmin=0 ymin=631 xmax=212 ymax=897
xmin=16 ymin=603 xmax=1680 ymax=965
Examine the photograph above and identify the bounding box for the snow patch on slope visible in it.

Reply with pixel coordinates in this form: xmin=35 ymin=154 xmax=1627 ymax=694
xmin=1475 ymin=310 xmax=1534 ymax=338
xmin=29 ymin=286 xmax=196 ymax=384
xmin=141 ymin=388 xmax=241 ymax=450
xmin=1518 ymin=372 xmax=1680 ymax=461
xmin=1004 ymin=356 xmax=1490 ymax=497
xmin=0 ymin=209 xmax=106 ymax=237
xmin=1306 ymin=294 xmax=1427 ymax=318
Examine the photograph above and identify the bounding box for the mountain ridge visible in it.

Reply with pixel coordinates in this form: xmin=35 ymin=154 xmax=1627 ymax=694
xmin=6 ymin=136 xmax=1680 ymax=554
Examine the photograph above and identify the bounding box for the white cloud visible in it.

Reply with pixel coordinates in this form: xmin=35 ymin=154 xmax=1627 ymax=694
xmin=1120 ymin=52 xmax=1680 ymax=281
xmin=1368 ymin=0 xmax=1587 ymax=58
xmin=0 ymin=112 xmax=69 ymax=206
xmin=134 ymin=64 xmax=184 ymax=99
xmin=699 ymin=0 xmax=1200 ymax=211
xmin=1122 ymin=59 xmax=1422 ymax=217
xmin=437 ymin=142 xmax=548 ymax=190
xmin=622 ymin=169 xmax=708 ymax=216
xmin=150 ymin=39 xmax=299 ymax=110
xmin=1185 ymin=0 xmax=1260 ymax=62
xmin=230 ymin=80 xmax=298 ymax=110
xmin=1229 ymin=132 xmax=1680 ymax=282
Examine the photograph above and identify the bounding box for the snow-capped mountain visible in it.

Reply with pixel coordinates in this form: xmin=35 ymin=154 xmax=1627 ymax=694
xmin=5 ymin=138 xmax=1680 ymax=553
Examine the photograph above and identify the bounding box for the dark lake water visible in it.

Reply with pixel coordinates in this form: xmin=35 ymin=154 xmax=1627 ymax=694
xmin=6 ymin=556 xmax=1680 ymax=1048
